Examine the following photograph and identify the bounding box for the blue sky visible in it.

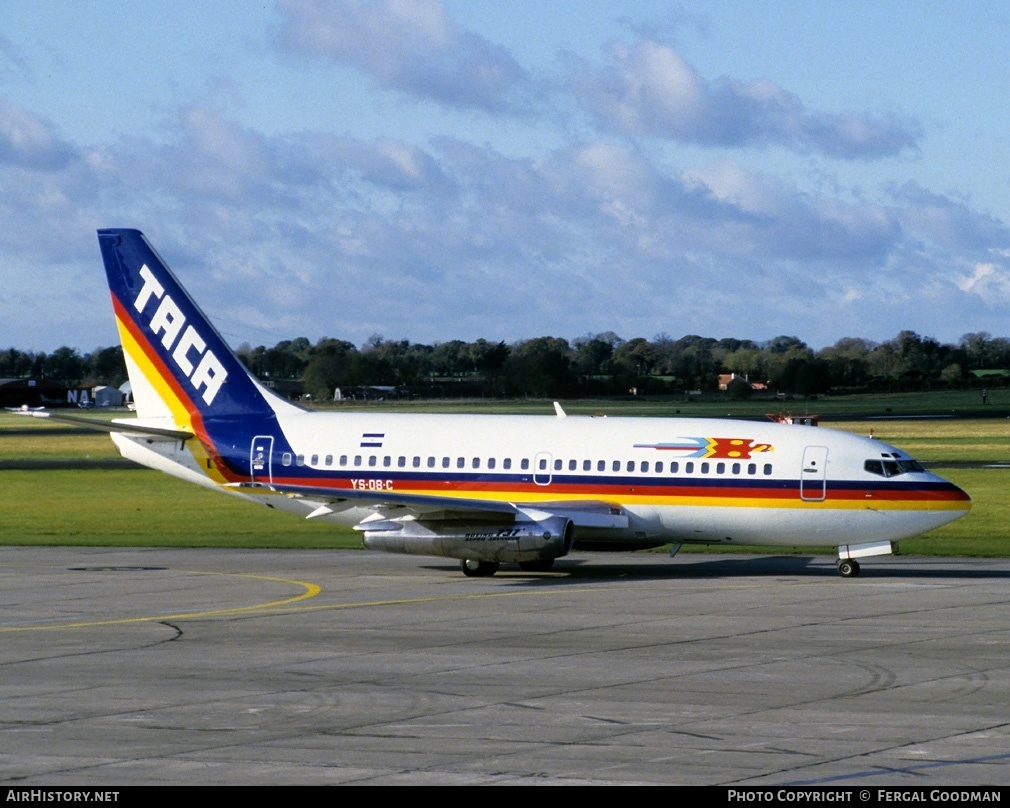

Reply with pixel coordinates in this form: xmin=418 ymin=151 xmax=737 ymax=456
xmin=2 ymin=0 xmax=1009 ymax=353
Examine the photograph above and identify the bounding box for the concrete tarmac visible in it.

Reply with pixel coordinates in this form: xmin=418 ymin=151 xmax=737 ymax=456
xmin=1 ymin=547 xmax=1008 ymax=786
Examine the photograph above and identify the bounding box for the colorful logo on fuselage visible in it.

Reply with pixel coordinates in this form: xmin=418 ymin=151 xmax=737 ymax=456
xmin=634 ymin=437 xmax=774 ymax=459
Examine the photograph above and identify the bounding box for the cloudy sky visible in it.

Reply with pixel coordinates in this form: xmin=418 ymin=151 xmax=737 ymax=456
xmin=3 ymin=0 xmax=1009 ymax=353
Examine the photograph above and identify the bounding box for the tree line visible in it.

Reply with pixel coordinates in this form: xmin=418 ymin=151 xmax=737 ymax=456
xmin=8 ymin=330 xmax=1008 ymax=401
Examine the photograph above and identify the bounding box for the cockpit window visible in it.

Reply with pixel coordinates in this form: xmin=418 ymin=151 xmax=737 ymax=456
xmin=864 ymin=458 xmax=925 ymax=477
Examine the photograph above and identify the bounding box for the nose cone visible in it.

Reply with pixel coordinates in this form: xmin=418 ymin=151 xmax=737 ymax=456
xmin=955 ymin=482 xmax=972 ymax=508
xmin=926 ymin=472 xmax=972 ymax=524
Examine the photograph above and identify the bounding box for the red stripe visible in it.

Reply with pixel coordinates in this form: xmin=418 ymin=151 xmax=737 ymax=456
xmin=112 ymin=293 xmax=238 ymax=480
xmin=268 ymin=475 xmax=968 ymax=504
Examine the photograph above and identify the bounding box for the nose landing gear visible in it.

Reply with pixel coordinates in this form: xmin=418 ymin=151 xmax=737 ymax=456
xmin=837 ymin=558 xmax=861 ymax=578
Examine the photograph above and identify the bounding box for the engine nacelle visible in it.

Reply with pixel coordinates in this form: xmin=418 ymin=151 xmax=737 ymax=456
xmin=359 ymin=515 xmax=574 ymax=563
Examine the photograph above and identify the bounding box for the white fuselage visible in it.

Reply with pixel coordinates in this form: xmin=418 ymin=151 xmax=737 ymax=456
xmin=113 ymin=411 xmax=971 ymax=551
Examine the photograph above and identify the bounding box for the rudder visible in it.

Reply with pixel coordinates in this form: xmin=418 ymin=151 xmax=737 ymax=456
xmin=98 ymin=229 xmax=298 ymax=432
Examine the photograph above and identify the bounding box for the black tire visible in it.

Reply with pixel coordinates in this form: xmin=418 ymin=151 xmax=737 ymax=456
xmin=518 ymin=558 xmax=555 ymax=572
xmin=837 ymin=559 xmax=861 ymax=578
xmin=461 ymin=559 xmax=500 ymax=577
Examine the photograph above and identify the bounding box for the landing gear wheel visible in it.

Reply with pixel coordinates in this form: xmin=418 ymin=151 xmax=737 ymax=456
xmin=518 ymin=558 xmax=555 ymax=572
xmin=837 ymin=558 xmax=861 ymax=578
xmin=461 ymin=559 xmax=500 ymax=577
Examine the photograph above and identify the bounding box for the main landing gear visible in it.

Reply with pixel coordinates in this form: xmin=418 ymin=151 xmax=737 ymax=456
xmin=460 ymin=559 xmax=499 ymax=577
xmin=836 ymin=558 xmax=861 ymax=578
xmin=460 ymin=558 xmax=556 ymax=576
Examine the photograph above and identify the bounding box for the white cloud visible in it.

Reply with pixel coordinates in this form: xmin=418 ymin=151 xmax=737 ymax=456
xmin=957 ymin=261 xmax=1010 ymax=298
xmin=0 ymin=98 xmax=76 ymax=170
xmin=0 ymin=101 xmax=987 ymax=351
xmin=572 ymin=40 xmax=919 ymax=158
xmin=275 ymin=0 xmax=530 ymax=112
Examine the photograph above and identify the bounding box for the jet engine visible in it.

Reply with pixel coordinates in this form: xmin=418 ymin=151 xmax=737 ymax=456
xmin=357 ymin=513 xmax=574 ymax=563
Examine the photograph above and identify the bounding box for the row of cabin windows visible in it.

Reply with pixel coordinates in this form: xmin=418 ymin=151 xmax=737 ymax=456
xmin=545 ymin=457 xmax=771 ymax=476
xmin=279 ymin=452 xmax=774 ymax=477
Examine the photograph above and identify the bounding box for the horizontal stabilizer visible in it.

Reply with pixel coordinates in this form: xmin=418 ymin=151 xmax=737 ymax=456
xmin=15 ymin=410 xmax=193 ymax=441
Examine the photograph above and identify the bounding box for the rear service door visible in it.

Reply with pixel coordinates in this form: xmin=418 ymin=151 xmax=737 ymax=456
xmin=250 ymin=435 xmax=274 ymax=484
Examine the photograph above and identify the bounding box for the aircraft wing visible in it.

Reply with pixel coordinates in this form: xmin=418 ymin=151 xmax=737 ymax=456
xmin=231 ymin=481 xmax=629 ymax=529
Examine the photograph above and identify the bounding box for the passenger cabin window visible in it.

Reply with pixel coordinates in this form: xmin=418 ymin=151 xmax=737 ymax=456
xmin=521 ymin=458 xmax=529 ymax=470
xmin=503 ymin=458 xmax=512 ymax=470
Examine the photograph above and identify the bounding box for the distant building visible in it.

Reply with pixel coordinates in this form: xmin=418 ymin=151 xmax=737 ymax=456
xmin=92 ymin=385 xmax=125 ymax=407
xmin=718 ymin=373 xmax=767 ymax=393
xmin=0 ymin=379 xmax=125 ymax=409
xmin=0 ymin=379 xmax=69 ymax=408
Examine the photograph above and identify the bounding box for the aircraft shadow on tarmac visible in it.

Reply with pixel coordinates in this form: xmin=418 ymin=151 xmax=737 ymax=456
xmin=422 ymin=554 xmax=1010 ymax=585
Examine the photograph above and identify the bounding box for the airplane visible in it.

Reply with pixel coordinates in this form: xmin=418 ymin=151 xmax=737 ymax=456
xmin=29 ymin=228 xmax=973 ymax=578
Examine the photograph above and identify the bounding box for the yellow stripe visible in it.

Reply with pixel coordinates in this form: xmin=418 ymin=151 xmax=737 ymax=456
xmin=117 ymin=315 xmax=193 ymax=430
xmin=310 ymin=485 xmax=970 ymax=513
xmin=0 ymin=571 xmax=321 ymax=634
xmin=118 ymin=315 xmax=230 ymax=484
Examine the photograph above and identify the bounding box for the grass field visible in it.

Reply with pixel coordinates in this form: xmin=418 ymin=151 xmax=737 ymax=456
xmin=312 ymin=387 xmax=1010 ymax=419
xmin=2 ymin=394 xmax=1007 ymax=557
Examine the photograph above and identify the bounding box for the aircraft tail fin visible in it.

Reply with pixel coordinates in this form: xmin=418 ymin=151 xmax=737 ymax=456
xmin=97 ymin=229 xmax=301 ymax=432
